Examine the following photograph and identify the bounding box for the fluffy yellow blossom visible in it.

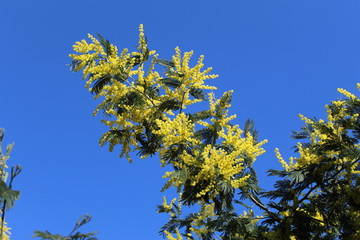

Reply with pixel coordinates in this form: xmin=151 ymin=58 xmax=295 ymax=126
xmin=70 ymin=25 xmax=226 ymax=163
xmin=154 ymin=113 xmax=200 ymax=160
xmin=332 ymin=100 xmax=344 ymax=107
xmin=338 ymin=88 xmax=356 ymax=99
xmin=0 ymin=220 xmax=11 ymax=240
xmin=188 ymin=203 xmax=215 ymax=237
xmin=161 ymin=196 xmax=177 ymax=212
xmin=275 ymin=148 xmax=291 ymax=171
xmin=71 ymin=26 xmax=271 ymax=238
xmin=138 ymin=24 xmax=147 ymax=52
xmin=71 ymin=26 xmax=360 ymax=240
xmin=164 ymin=229 xmax=183 ymax=240
xmin=158 ymin=47 xmax=217 ymax=110
xmin=284 ymin=88 xmax=360 ymax=171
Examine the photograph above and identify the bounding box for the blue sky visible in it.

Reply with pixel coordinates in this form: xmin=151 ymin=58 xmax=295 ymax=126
xmin=1 ymin=1 xmax=360 ymax=239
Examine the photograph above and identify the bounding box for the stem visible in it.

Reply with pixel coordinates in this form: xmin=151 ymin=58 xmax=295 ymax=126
xmin=0 ymin=169 xmax=16 ymax=238
xmin=0 ymin=129 xmax=3 ymax=156
xmin=1 ymin=201 xmax=5 ymax=238
xmin=249 ymin=194 xmax=271 ymax=215
xmin=0 ymin=129 xmax=4 ymax=237
xmin=179 ymin=91 xmax=186 ymax=114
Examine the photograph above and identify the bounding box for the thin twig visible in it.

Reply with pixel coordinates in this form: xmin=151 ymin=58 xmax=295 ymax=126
xmin=249 ymin=194 xmax=271 ymax=215
xmin=0 ymin=129 xmax=4 ymax=238
xmin=1 ymin=201 xmax=6 ymax=238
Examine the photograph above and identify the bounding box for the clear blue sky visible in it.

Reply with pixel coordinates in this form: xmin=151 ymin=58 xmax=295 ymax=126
xmin=1 ymin=1 xmax=360 ymax=239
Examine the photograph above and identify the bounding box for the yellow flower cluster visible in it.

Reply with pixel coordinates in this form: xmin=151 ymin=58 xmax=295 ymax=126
xmin=189 ymin=203 xmax=215 ymax=238
xmin=70 ymin=25 xmax=223 ymax=162
xmin=69 ymin=34 xmax=108 ymax=76
xmin=154 ymin=88 xmax=268 ymax=197
xmin=0 ymin=148 xmax=10 ymax=182
xmin=0 ymin=220 xmax=11 ymax=240
xmin=337 ymin=88 xmax=356 ymax=100
xmin=164 ymin=229 xmax=184 ymax=240
xmin=159 ymin=47 xmax=218 ymax=109
xmin=162 ymin=198 xmax=194 ymax=240
xmin=71 ymin=26 xmax=270 ymax=238
xmin=276 ymin=86 xmax=360 ymax=173
xmin=161 ymin=118 xmax=267 ymax=197
xmin=154 ymin=113 xmax=201 ymax=162
xmin=137 ymin=24 xmax=149 ymax=54
xmin=275 ymin=148 xmax=295 ymax=171
xmin=161 ymin=196 xmax=177 ymax=212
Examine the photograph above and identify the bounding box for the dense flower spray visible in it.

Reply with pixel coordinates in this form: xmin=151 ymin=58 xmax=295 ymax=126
xmin=70 ymin=25 xmax=360 ymax=239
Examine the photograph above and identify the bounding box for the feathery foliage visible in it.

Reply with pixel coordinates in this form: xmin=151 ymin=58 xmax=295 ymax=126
xmin=70 ymin=26 xmax=360 ymax=239
xmin=33 ymin=214 xmax=97 ymax=240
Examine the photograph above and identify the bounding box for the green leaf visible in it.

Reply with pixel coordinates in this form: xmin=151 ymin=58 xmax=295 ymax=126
xmin=34 ymin=215 xmax=97 ymax=240
xmin=159 ymin=217 xmax=181 ymax=236
xmin=156 ymin=59 xmax=175 ymax=68
xmin=69 ymin=60 xmax=82 ymax=72
xmin=214 ymin=91 xmax=233 ymax=118
xmin=90 ymin=75 xmax=112 ymax=95
xmin=136 ymin=129 xmax=161 ymax=157
xmin=33 ymin=230 xmax=97 ymax=240
xmin=99 ymin=129 xmax=129 ymax=147
xmin=189 ymin=88 xmax=206 ymax=100
xmin=243 ymin=119 xmax=259 ymax=141
xmin=219 ymin=91 xmax=233 ymax=108
xmin=96 ymin=33 xmax=113 ymax=56
xmin=187 ymin=110 xmax=212 ymax=122
xmin=33 ymin=231 xmax=66 ymax=240
xmin=291 ymin=124 xmax=313 ymax=139
xmin=161 ymin=169 xmax=187 ymax=192
xmin=219 ymin=181 xmax=233 ymax=195
xmin=158 ymin=99 xmax=181 ymax=111
xmin=289 ymin=170 xmax=306 ymax=184
xmin=160 ymin=78 xmax=182 ymax=89
xmin=0 ymin=128 xmax=4 ymax=142
xmin=195 ymin=127 xmax=218 ymax=145
xmin=0 ymin=180 xmax=20 ymax=209
xmin=113 ymin=91 xmax=144 ymax=114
